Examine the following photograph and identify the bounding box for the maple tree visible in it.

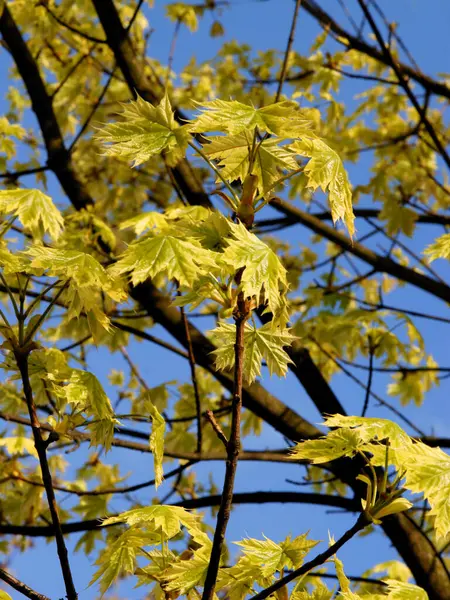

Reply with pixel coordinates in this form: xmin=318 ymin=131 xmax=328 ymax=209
xmin=0 ymin=1 xmax=449 ymax=599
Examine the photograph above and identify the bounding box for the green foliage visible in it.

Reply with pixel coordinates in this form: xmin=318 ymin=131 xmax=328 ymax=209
xmin=190 ymin=99 xmax=317 ymax=137
xmin=96 ymin=94 xmax=190 ymax=167
xmin=0 ymin=188 xmax=64 ymax=240
xmin=0 ymin=4 xmax=448 ymax=600
xmin=424 ymin=233 xmax=450 ymax=262
xmin=291 ymin=415 xmax=450 ymax=540
xmin=211 ymin=321 xmax=295 ymax=383
xmin=290 ymin=139 xmax=354 ymax=237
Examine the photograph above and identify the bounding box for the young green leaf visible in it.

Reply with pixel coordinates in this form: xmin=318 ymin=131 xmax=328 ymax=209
xmin=396 ymin=442 xmax=450 ymax=542
xmin=0 ymin=188 xmax=64 ymax=240
xmin=202 ymin=132 xmax=299 ymax=194
xmin=25 ymin=246 xmax=125 ymax=337
xmin=211 ymin=321 xmax=295 ymax=383
xmin=322 ymin=415 xmax=411 ymax=448
xmin=289 ymin=428 xmax=365 ymax=464
xmin=109 ymin=234 xmax=215 ymax=287
xmin=191 ymin=99 xmax=317 ymax=137
xmin=290 ymin=138 xmax=355 ymax=238
xmin=66 ymin=370 xmax=117 ymax=450
xmin=96 ymin=93 xmax=190 ymax=167
xmin=89 ymin=530 xmax=152 ymax=597
xmin=234 ymin=532 xmax=319 ymax=577
xmin=163 ymin=532 xmax=211 ymax=594
xmin=102 ymin=505 xmax=201 ymax=539
xmin=222 ymin=222 xmax=288 ymax=319
xmin=141 ymin=391 xmax=166 ymax=489
xmin=384 ymin=579 xmax=428 ymax=600
xmin=423 ymin=233 xmax=450 ymax=262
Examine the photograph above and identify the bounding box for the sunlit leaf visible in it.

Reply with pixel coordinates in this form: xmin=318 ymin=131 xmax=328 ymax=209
xmin=0 ymin=188 xmax=64 ymax=240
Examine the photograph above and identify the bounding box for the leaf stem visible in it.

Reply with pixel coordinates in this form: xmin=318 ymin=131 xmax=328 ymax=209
xmin=189 ymin=141 xmax=240 ymax=208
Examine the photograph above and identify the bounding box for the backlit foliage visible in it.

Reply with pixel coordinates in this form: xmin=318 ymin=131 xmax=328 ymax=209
xmin=0 ymin=1 xmax=449 ymax=600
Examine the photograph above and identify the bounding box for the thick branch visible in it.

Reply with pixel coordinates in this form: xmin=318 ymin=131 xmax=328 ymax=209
xmin=0 ymin=5 xmax=94 ymax=210
xmin=301 ymin=0 xmax=450 ymax=101
xmin=0 ymin=491 xmax=358 ymax=537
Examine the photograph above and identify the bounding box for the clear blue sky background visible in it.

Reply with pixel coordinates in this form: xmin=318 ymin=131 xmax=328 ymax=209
xmin=1 ymin=1 xmax=449 ymax=598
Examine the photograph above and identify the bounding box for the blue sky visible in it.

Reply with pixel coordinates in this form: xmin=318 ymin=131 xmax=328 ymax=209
xmin=1 ymin=1 xmax=449 ymax=598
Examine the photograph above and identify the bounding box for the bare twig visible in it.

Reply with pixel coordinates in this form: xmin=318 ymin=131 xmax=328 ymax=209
xmin=275 ymin=0 xmax=302 ymax=102
xmin=361 ymin=336 xmax=375 ymax=416
xmin=0 ymin=566 xmax=51 ymax=600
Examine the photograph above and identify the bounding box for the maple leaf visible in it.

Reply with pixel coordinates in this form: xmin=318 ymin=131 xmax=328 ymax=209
xmin=424 ymin=233 xmax=450 ymax=262
xmin=222 ymin=222 xmax=288 ymax=319
xmin=290 ymin=138 xmax=355 ymax=238
xmin=202 ymin=131 xmax=299 ymax=194
xmin=110 ymin=234 xmax=215 ymax=287
xmin=66 ymin=370 xmax=117 ymax=451
xmin=191 ymin=99 xmax=317 ymax=137
xmin=396 ymin=442 xmax=450 ymax=542
xmin=0 ymin=188 xmax=64 ymax=240
xmin=96 ymin=93 xmax=190 ymax=167
xmin=24 ymin=246 xmax=125 ymax=338
xmin=210 ymin=321 xmax=295 ymax=383
xmin=289 ymin=428 xmax=365 ymax=464
xmin=383 ymin=579 xmax=428 ymax=600
xmin=140 ymin=391 xmax=166 ymax=489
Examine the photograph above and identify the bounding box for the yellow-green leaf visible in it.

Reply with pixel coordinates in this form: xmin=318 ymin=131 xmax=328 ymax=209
xmin=211 ymin=321 xmax=295 ymax=383
xmin=290 ymin=138 xmax=355 ymax=238
xmin=0 ymin=188 xmax=64 ymax=240
xmin=202 ymin=132 xmax=299 ymax=194
xmin=191 ymin=99 xmax=317 ymax=137
xmin=97 ymin=93 xmax=190 ymax=167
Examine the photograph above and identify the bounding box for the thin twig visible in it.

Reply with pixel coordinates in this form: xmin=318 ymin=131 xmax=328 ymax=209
xmin=14 ymin=352 xmax=77 ymax=600
xmin=361 ymin=336 xmax=375 ymax=417
xmin=6 ymin=461 xmax=195 ymax=497
xmin=275 ymin=0 xmax=302 ymax=102
xmin=181 ymin=306 xmax=202 ymax=453
xmin=0 ymin=566 xmax=51 ymax=600
xmin=111 ymin=320 xmax=189 ymax=359
xmin=205 ymin=409 xmax=228 ymax=448
xmin=251 ymin=513 xmax=370 ymax=600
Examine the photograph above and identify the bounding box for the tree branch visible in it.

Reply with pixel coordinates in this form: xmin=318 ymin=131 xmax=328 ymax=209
xmin=0 ymin=566 xmax=51 ymax=600
xmin=270 ymin=197 xmax=450 ymax=303
xmin=202 ymin=288 xmax=249 ymax=600
xmin=251 ymin=512 xmax=370 ymax=600
xmin=300 ymin=0 xmax=450 ymax=100
xmin=0 ymin=5 xmax=94 ymax=210
xmin=0 ymin=491 xmax=358 ymax=537
xmin=14 ymin=352 xmax=77 ymax=600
